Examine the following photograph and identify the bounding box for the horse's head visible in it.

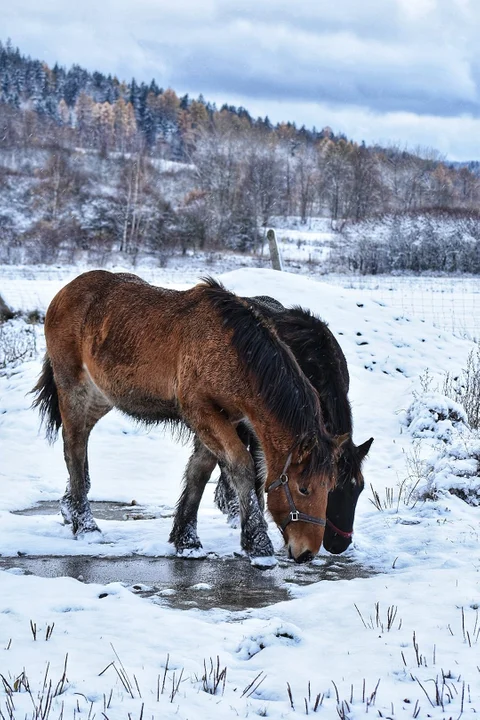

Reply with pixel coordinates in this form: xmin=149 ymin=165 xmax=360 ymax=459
xmin=266 ymin=434 xmax=349 ymax=563
xmin=323 ymin=437 xmax=374 ymax=554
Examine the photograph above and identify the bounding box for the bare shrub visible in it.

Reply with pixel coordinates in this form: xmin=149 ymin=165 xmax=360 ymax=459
xmin=0 ymin=319 xmax=37 ymax=368
xmin=443 ymin=344 xmax=480 ymax=429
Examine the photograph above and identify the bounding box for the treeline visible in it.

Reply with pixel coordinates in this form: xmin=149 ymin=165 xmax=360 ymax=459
xmin=330 ymin=210 xmax=480 ymax=274
xmin=0 ymin=39 xmax=342 ymax=157
xmin=1 ymin=39 xmax=480 ymax=268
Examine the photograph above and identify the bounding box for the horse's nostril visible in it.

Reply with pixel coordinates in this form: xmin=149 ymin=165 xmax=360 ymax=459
xmin=288 ymin=546 xmax=293 ymax=560
xmin=295 ymin=550 xmax=314 ymax=564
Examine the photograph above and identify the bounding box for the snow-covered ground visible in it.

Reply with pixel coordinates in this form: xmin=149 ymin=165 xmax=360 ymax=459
xmin=1 ymin=265 xmax=479 ymax=719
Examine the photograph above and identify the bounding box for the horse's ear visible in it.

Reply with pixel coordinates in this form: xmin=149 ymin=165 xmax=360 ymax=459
xmin=333 ymin=433 xmax=350 ymax=458
xmin=357 ymin=437 xmax=374 ymax=461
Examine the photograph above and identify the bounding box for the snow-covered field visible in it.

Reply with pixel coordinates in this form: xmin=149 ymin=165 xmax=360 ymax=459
xmin=1 ymin=265 xmax=479 ymax=719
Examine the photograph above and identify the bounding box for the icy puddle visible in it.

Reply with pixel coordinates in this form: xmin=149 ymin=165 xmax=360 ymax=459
xmin=11 ymin=500 xmax=155 ymax=521
xmin=2 ymin=502 xmax=377 ymax=611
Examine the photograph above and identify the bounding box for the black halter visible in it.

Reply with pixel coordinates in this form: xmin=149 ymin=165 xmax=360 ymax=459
xmin=266 ymin=455 xmax=327 ymax=531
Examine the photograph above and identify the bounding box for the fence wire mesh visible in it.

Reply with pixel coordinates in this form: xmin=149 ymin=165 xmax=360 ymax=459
xmin=323 ymin=275 xmax=480 ymax=341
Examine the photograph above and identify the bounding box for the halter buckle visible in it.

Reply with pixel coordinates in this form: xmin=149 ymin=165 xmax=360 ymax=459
xmin=290 ymin=511 xmax=300 ymax=522
xmin=280 ymin=474 xmax=289 ymax=485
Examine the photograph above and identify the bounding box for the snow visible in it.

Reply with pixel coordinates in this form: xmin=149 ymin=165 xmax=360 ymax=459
xmin=403 ymin=390 xmax=480 ymax=506
xmin=403 ymin=391 xmax=468 ymax=441
xmin=1 ymin=265 xmax=480 ymax=719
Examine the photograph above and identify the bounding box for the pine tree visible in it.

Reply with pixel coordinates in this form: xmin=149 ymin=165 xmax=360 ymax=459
xmin=74 ymin=91 xmax=95 ymax=147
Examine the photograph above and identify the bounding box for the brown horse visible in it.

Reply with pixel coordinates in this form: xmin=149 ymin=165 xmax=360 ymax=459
xmin=33 ymin=271 xmax=344 ymax=564
xmin=213 ymin=297 xmax=373 ymax=554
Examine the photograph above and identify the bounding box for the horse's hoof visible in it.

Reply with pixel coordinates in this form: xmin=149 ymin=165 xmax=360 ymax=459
xmin=250 ymin=555 xmax=277 ymax=569
xmin=174 ymin=537 xmax=203 ymax=552
xmin=241 ymin=533 xmax=274 ymax=560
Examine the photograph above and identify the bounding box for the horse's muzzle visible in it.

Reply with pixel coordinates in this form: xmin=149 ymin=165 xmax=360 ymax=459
xmin=323 ymin=532 xmax=352 ymax=555
xmin=288 ymin=547 xmax=314 ymax=564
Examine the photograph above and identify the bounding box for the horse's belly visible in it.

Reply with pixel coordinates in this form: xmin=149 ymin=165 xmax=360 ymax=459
xmin=82 ymin=361 xmax=180 ymax=425
xmin=114 ymin=395 xmax=182 ymax=424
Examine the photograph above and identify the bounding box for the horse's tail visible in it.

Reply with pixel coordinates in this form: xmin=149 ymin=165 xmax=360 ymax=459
xmin=31 ymin=353 xmax=62 ymax=443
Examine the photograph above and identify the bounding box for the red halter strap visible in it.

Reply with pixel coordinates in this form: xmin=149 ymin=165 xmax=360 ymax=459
xmin=326 ymin=518 xmax=353 ymax=539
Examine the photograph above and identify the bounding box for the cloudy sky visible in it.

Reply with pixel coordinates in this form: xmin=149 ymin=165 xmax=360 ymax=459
xmin=3 ymin=0 xmax=480 ymax=160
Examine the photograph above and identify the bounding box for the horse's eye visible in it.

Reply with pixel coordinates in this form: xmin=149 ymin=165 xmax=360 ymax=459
xmin=299 ymin=487 xmax=309 ymax=496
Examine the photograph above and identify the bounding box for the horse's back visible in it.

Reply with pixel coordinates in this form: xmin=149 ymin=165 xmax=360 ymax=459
xmin=43 ymin=272 xmax=237 ymax=417
xmin=45 ymin=271 xmax=162 ymax=380
xmin=51 ymin=270 xmax=147 ymax=306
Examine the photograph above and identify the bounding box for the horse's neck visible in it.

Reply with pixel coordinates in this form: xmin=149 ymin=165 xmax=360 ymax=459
xmin=244 ymin=417 xmax=294 ymax=481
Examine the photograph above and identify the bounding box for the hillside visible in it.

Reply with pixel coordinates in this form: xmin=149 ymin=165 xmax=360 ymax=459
xmin=1 ymin=39 xmax=480 ymax=272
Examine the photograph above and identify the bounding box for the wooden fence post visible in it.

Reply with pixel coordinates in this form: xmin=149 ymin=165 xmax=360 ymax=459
xmin=267 ymin=229 xmax=284 ymax=271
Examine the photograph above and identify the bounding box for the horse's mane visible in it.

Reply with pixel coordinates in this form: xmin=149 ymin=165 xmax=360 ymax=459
xmin=275 ymin=307 xmax=352 ymax=434
xmin=201 ymin=279 xmax=334 ymax=476
xmin=276 ymin=307 xmax=364 ymax=486
xmin=244 ymin=298 xmax=351 ymax=435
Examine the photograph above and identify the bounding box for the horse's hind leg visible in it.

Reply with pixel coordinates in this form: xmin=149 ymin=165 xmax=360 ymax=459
xmin=214 ymin=467 xmax=240 ymax=526
xmin=169 ymin=438 xmax=217 ymax=552
xmin=58 ymin=382 xmax=112 ymax=535
xmin=215 ymin=427 xmax=264 ymax=525
xmin=60 ymin=449 xmax=94 ymax=525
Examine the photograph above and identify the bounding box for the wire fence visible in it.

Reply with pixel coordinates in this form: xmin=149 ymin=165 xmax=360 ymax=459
xmin=323 ymin=275 xmax=480 ymax=341
xmin=2 ymin=265 xmax=480 ymax=341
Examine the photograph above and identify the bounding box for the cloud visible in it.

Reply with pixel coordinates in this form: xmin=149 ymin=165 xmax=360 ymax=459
xmin=3 ymin=0 xmax=480 ymax=159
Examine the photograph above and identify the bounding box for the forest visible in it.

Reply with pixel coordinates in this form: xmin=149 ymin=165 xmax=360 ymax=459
xmin=1 ymin=39 xmax=480 ymax=272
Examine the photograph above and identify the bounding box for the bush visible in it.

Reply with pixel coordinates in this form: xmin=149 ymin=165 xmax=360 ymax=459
xmin=332 ymin=211 xmax=480 ymax=274
xmin=0 ymin=319 xmax=37 ymax=368
xmin=403 ymin=381 xmax=480 ymax=507
xmin=443 ymin=344 xmax=480 ymax=429
xmin=403 ymin=391 xmax=468 ymax=442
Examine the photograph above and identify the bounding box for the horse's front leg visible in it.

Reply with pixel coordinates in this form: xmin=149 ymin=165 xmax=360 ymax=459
xmin=225 ymin=459 xmax=274 ymax=563
xmin=215 ymin=433 xmax=266 ymax=524
xmin=169 ymin=438 xmax=217 ymax=552
xmin=181 ymin=400 xmax=275 ymax=565
xmin=249 ymin=434 xmax=266 ymax=514
xmin=215 ymin=424 xmax=262 ymax=527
